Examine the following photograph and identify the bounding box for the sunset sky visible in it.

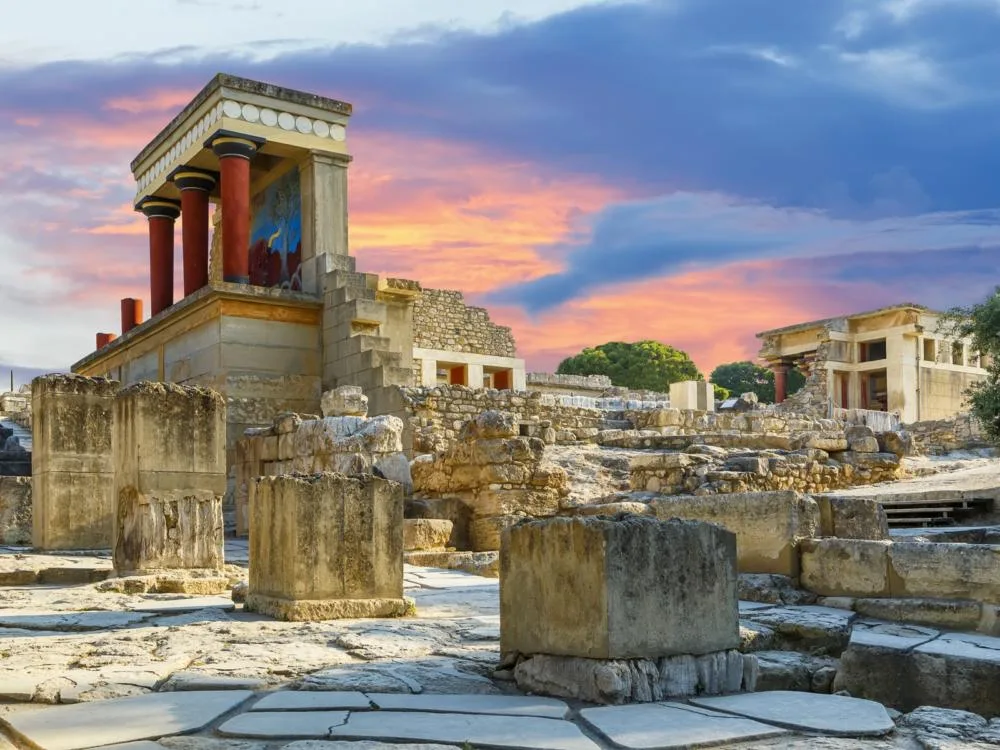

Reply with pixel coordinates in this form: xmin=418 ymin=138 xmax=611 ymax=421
xmin=3 ymin=0 xmax=1000 ymax=387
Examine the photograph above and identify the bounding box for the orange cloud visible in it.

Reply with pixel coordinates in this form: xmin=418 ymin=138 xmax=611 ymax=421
xmin=105 ymin=89 xmax=199 ymax=115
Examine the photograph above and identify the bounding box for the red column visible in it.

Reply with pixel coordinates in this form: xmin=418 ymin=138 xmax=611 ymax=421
xmin=96 ymin=333 xmax=116 ymax=349
xmin=138 ymin=198 xmax=181 ymax=316
xmin=208 ymin=133 xmax=263 ymax=284
xmin=171 ymin=168 xmax=216 ymax=295
xmin=120 ymin=297 xmax=143 ymax=334
xmin=773 ymin=363 xmax=789 ymax=404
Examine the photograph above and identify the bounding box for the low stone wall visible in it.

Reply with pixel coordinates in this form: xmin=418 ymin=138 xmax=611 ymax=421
xmin=801 ymin=538 xmax=1000 ymax=605
xmin=233 ymin=412 xmax=407 ymax=536
xmin=904 ymin=413 xmax=991 ymax=455
xmin=626 ymin=408 xmax=845 ymax=443
xmin=630 ymin=446 xmax=902 ymax=496
xmin=525 ymin=373 xmax=612 ymax=396
xmin=0 ymin=476 xmax=31 ymax=544
xmin=412 ymin=288 xmax=516 ymax=358
xmin=400 ymin=385 xmax=606 ymax=454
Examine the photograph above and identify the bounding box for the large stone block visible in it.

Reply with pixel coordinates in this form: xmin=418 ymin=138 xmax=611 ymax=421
xmin=649 ymin=491 xmax=820 ymax=576
xmin=112 ymin=382 xmax=226 ymax=575
xmin=500 ymin=515 xmax=739 ymax=660
xmin=31 ymin=374 xmax=119 ymax=550
xmin=0 ymin=476 xmax=31 ymax=544
xmin=816 ymin=496 xmax=889 ymax=540
xmin=889 ymin=542 xmax=1000 ymax=603
xmin=246 ymin=473 xmax=407 ymax=620
xmin=800 ymin=539 xmax=891 ymax=597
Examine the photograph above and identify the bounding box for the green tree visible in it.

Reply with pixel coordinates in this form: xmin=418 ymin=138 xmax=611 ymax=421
xmin=709 ymin=360 xmax=805 ymax=403
xmin=556 ymin=340 xmax=701 ymax=392
xmin=942 ymin=289 xmax=1000 ymax=442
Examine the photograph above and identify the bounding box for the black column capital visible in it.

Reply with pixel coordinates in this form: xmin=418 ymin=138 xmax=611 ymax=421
xmin=205 ymin=129 xmax=265 ymax=160
xmin=169 ymin=166 xmax=218 ymax=192
xmin=135 ymin=196 xmax=181 ymax=220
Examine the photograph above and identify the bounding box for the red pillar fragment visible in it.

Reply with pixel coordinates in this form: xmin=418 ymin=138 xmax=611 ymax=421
xmin=137 ymin=198 xmax=181 ymax=316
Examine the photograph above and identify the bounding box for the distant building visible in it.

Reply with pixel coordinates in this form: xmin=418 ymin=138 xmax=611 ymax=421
xmin=756 ymin=303 xmax=986 ymax=423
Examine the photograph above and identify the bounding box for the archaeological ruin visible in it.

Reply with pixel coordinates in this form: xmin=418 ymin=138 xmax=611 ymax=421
xmin=4 ymin=73 xmax=1000 ymax=749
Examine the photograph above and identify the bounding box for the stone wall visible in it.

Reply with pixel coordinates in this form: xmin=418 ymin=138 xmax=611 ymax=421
xmin=400 ymin=385 xmax=606 ymax=454
xmin=410 ymin=411 xmax=569 ymax=551
xmin=0 ymin=476 xmax=31 ymax=545
xmin=905 ymin=412 xmax=991 ymax=455
xmin=776 ymin=341 xmax=831 ymax=417
xmin=234 ymin=411 xmax=407 ymax=536
xmin=412 ymin=289 xmax=516 ymax=358
xmin=524 ymin=373 xmax=613 ymax=396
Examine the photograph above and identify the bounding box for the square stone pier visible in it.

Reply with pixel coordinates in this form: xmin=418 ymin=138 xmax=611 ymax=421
xmin=32 ymin=374 xmax=120 ymax=550
xmin=500 ymin=515 xmax=747 ymax=704
xmin=245 ymin=472 xmax=408 ymax=621
xmin=112 ymin=382 xmax=226 ymax=577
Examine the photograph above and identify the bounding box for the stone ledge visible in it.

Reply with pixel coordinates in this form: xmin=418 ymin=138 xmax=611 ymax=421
xmin=244 ymin=594 xmax=414 ymax=621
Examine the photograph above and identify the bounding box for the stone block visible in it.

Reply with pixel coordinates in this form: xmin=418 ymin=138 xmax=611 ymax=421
xmin=800 ymin=539 xmax=892 ymax=597
xmin=246 ymin=473 xmax=407 ymax=620
xmin=404 ymin=518 xmax=454 ymax=550
xmin=31 ymin=374 xmax=119 ymax=550
xmin=649 ymin=491 xmax=819 ymax=576
xmin=112 ymin=382 xmax=226 ymax=576
xmin=321 ymin=385 xmax=369 ymax=417
xmin=0 ymin=476 xmax=32 ymax=545
xmin=889 ymin=542 xmax=1000 ymax=603
xmin=500 ymin=515 xmax=739 ymax=660
xmin=817 ymin=496 xmax=889 ymax=540
xmin=472 ymin=514 xmax=521 ymax=551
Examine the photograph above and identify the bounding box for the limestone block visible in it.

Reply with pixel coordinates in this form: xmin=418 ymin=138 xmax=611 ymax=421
xmin=800 ymin=539 xmax=892 ymax=597
xmin=0 ymin=476 xmax=31 ymax=544
xmin=500 ymin=515 xmax=739 ymax=660
xmin=374 ymin=452 xmax=412 ymax=495
xmin=472 ymin=514 xmax=521 ymax=551
xmin=321 ymin=385 xmax=369 ymax=417
xmin=246 ymin=473 xmax=407 ymax=620
xmin=817 ymin=496 xmax=889 ymax=540
xmin=112 ymin=382 xmax=226 ymax=575
xmin=31 ymin=374 xmax=119 ymax=550
xmin=649 ymin=491 xmax=820 ymax=576
xmin=403 ymin=518 xmax=454 ymax=551
xmin=889 ymin=542 xmax=1000 ymax=603
xmin=459 ymin=410 xmax=517 ymax=440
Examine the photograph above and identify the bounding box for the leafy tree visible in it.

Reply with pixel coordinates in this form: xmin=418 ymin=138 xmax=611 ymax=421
xmin=712 ymin=383 xmax=731 ymax=401
xmin=709 ymin=360 xmax=804 ymax=403
xmin=942 ymin=289 xmax=1000 ymax=442
xmin=556 ymin=341 xmax=701 ymax=392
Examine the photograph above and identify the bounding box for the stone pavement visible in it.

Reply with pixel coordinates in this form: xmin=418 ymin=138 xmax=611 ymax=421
xmin=2 ymin=550 xmax=1000 ymax=748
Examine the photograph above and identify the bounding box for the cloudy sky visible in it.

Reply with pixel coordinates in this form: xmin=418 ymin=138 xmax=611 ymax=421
xmin=3 ymin=0 xmax=1000 ymax=387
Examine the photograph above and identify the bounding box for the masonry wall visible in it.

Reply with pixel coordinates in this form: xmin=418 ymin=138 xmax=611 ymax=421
xmin=905 ymin=412 xmax=990 ymax=455
xmin=412 ymin=289 xmax=516 ymax=358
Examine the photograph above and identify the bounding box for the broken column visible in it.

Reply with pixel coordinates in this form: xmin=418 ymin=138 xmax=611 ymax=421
xmin=112 ymin=383 xmax=226 ymax=579
xmin=245 ymin=473 xmax=408 ymax=620
xmin=32 ymin=374 xmax=119 ymax=550
xmin=501 ymin=515 xmax=748 ymax=704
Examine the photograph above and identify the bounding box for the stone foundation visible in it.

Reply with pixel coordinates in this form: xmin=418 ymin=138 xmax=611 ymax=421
xmin=112 ymin=382 xmax=226 ymax=576
xmin=246 ymin=473 xmax=406 ymax=621
xmin=0 ymin=476 xmax=31 ymax=545
xmin=31 ymin=374 xmax=119 ymax=550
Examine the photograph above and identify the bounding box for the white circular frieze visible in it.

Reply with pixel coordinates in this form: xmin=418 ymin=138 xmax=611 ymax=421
xmin=277 ymin=112 xmax=295 ymax=130
xmin=242 ymin=104 xmax=260 ymax=123
xmin=295 ymin=115 xmax=312 ymax=134
xmin=312 ymin=120 xmax=330 ymax=138
xmin=222 ymin=100 xmax=242 ymax=118
xmin=260 ymin=108 xmax=278 ymax=127
xmin=329 ymin=123 xmax=346 ymax=141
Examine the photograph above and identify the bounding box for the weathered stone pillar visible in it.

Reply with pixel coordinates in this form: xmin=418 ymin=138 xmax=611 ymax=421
xmin=773 ymin=363 xmax=789 ymax=404
xmin=112 ymin=382 xmax=226 ymax=577
xmin=208 ymin=132 xmax=263 ymax=284
xmin=171 ymin=168 xmax=216 ymax=296
xmin=299 ymin=151 xmax=350 ymax=293
xmin=137 ymin=198 xmax=180 ymax=316
xmin=501 ymin=515 xmax=747 ymax=704
xmin=245 ymin=473 xmax=407 ymax=620
xmin=31 ymin=374 xmax=119 ymax=550
xmin=120 ymin=297 xmax=143 ymax=334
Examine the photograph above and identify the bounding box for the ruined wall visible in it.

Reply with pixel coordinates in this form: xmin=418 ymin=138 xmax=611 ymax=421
xmin=0 ymin=476 xmax=31 ymax=544
xmin=905 ymin=412 xmax=990 ymax=455
xmin=777 ymin=342 xmax=831 ymax=417
xmin=918 ymin=368 xmax=982 ymax=422
xmin=524 ymin=373 xmax=613 ymax=397
xmin=412 ymin=289 xmax=516 ymax=357
xmin=400 ymin=385 xmax=606 ymax=454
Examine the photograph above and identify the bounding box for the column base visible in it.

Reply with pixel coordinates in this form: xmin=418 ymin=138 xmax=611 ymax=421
xmin=98 ymin=569 xmax=229 ymax=595
xmin=245 ymin=593 xmax=414 ymax=621
xmin=223 ymin=274 xmax=251 ymax=284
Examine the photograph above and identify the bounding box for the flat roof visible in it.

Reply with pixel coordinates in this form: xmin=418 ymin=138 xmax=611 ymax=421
xmin=755 ymin=302 xmax=937 ymax=339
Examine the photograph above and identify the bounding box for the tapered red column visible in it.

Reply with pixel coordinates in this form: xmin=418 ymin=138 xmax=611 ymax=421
xmin=773 ymin=363 xmax=789 ymax=404
xmin=171 ymin=168 xmax=216 ymax=295
xmin=207 ymin=132 xmax=263 ymax=285
xmin=120 ymin=297 xmax=143 ymax=334
xmin=137 ymin=198 xmax=181 ymax=316
xmin=96 ymin=332 xmax=116 ymax=349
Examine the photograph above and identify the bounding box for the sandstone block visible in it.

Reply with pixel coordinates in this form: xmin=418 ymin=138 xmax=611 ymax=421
xmin=31 ymin=374 xmax=119 ymax=550
xmin=0 ymin=476 xmax=31 ymax=545
xmin=459 ymin=410 xmax=517 ymax=440
xmin=817 ymin=496 xmax=889 ymax=540
xmin=112 ymin=383 xmax=226 ymax=576
xmin=800 ymin=539 xmax=892 ymax=597
xmin=889 ymin=542 xmax=1000 ymax=603
xmin=403 ymin=518 xmax=454 ymax=551
xmin=500 ymin=515 xmax=739 ymax=660
xmin=472 ymin=514 xmax=521 ymax=551
xmin=649 ymin=491 xmax=819 ymax=576
xmin=246 ymin=473 xmax=407 ymax=620
xmin=321 ymin=385 xmax=368 ymax=417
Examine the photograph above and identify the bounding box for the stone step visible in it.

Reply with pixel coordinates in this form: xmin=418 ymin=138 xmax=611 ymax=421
xmin=340 ymin=334 xmax=394 ymax=356
xmin=404 ymin=549 xmax=499 ymax=577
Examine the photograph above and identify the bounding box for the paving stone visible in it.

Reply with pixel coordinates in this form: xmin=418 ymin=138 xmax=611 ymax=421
xmin=327 ymin=710 xmax=600 ymax=750
xmin=129 ymin=597 xmax=236 ymax=614
xmin=282 ymin=743 xmax=456 ymax=750
xmin=849 ymin=620 xmax=939 ymax=650
xmin=95 ymin=743 xmax=167 ymax=750
xmin=217 ymin=711 xmax=351 ymax=739
xmin=0 ymin=610 xmax=154 ymax=632
xmin=251 ymin=692 xmax=373 ymax=711
xmin=690 ymin=691 xmax=895 ymax=737
xmin=580 ymin=702 xmax=789 ymax=749
xmin=740 ymin=605 xmax=856 ymax=655
xmin=1 ymin=690 xmax=254 ymax=750
xmin=162 ymin=672 xmax=266 ymax=691
xmin=365 ymin=693 xmax=569 ymax=718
